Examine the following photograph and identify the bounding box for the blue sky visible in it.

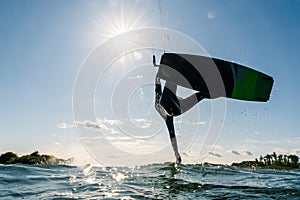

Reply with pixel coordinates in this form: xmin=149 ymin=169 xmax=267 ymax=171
xmin=0 ymin=0 xmax=299 ymax=165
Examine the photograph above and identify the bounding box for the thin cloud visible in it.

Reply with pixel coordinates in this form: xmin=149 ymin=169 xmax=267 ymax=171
xmin=287 ymin=137 xmax=300 ymax=144
xmin=98 ymin=118 xmax=123 ymax=126
xmin=244 ymin=150 xmax=253 ymax=156
xmin=245 ymin=136 xmax=300 ymax=146
xmin=208 ymin=152 xmax=222 ymax=158
xmin=57 ymin=123 xmax=68 ymax=129
xmin=76 ymin=120 xmax=101 ymax=129
xmin=211 ymin=144 xmax=223 ymax=150
xmin=191 ymin=121 xmax=206 ymax=125
xmin=203 ymin=144 xmax=223 ymax=150
xmin=58 ymin=118 xmax=205 ymax=136
xmin=58 ymin=119 xmax=120 ymax=134
xmin=106 ymin=136 xmax=132 ymax=141
xmin=130 ymin=118 xmax=151 ymax=128
xmin=76 ymin=120 xmax=119 ymax=134
xmin=244 ymin=139 xmax=280 ymax=145
xmin=175 ymin=120 xmax=206 ymax=125
xmin=292 ymin=149 xmax=300 ymax=155
xmin=57 ymin=122 xmax=74 ymax=129
xmin=54 ymin=142 xmax=62 ymax=147
xmin=231 ymin=150 xmax=241 ymax=155
xmin=229 ymin=149 xmax=253 ymax=156
xmin=271 ymin=148 xmax=300 ymax=155
xmin=274 ymin=148 xmax=289 ymax=154
xmin=78 ymin=135 xmax=105 ymax=141
xmin=111 ymin=140 xmax=163 ymax=154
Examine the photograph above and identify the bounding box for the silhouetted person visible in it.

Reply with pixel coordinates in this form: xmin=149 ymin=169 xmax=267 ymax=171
xmin=155 ymin=74 xmax=206 ymax=163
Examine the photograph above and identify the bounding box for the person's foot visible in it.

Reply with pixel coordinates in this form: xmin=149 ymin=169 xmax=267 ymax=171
xmin=176 ymin=156 xmax=182 ymax=164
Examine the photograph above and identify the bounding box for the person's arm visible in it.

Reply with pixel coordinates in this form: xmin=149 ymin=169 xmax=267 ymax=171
xmin=155 ymin=74 xmax=162 ymax=104
xmin=153 ymin=55 xmax=159 ymax=67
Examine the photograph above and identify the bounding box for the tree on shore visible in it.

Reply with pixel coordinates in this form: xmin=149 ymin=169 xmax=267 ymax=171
xmin=289 ymin=155 xmax=299 ymax=167
xmin=272 ymin=152 xmax=277 ymax=163
xmin=264 ymin=154 xmax=272 ymax=165
xmin=278 ymin=154 xmax=283 ymax=165
xmin=0 ymin=151 xmax=72 ymax=165
xmin=232 ymin=152 xmax=299 ymax=169
xmin=0 ymin=152 xmax=18 ymax=164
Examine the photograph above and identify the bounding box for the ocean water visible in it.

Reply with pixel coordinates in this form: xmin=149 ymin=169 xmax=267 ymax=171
xmin=0 ymin=163 xmax=299 ymax=199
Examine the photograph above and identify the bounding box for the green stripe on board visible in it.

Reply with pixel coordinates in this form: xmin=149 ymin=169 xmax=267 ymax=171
xmin=253 ymin=75 xmax=273 ymax=101
xmin=231 ymin=68 xmax=259 ymax=100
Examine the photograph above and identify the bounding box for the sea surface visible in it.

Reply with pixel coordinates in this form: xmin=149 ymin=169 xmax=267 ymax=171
xmin=0 ymin=162 xmax=299 ymax=199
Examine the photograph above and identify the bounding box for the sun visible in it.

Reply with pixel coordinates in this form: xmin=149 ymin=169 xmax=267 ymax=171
xmin=84 ymin=1 xmax=150 ymax=48
xmin=101 ymin=2 xmax=147 ymax=37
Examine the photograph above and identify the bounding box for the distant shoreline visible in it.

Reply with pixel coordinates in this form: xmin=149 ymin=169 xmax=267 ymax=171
xmin=0 ymin=151 xmax=72 ymax=165
xmin=231 ymin=152 xmax=299 ymax=170
xmin=1 ymin=151 xmax=299 ymax=171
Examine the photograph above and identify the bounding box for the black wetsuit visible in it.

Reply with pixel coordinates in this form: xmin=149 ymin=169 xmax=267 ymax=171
xmin=156 ymin=80 xmax=205 ymax=140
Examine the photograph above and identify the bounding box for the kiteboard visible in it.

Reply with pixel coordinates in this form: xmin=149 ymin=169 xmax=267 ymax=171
xmin=154 ymin=53 xmax=274 ymax=102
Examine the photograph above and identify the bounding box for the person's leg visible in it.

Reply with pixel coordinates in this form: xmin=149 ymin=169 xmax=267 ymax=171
xmin=160 ymin=82 xmax=181 ymax=116
xmin=166 ymin=116 xmax=175 ymax=139
xmin=178 ymin=92 xmax=207 ymax=114
xmin=166 ymin=116 xmax=181 ymax=163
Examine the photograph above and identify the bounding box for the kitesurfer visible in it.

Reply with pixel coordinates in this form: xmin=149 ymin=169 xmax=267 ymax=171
xmin=154 ymin=73 xmax=206 ymax=163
